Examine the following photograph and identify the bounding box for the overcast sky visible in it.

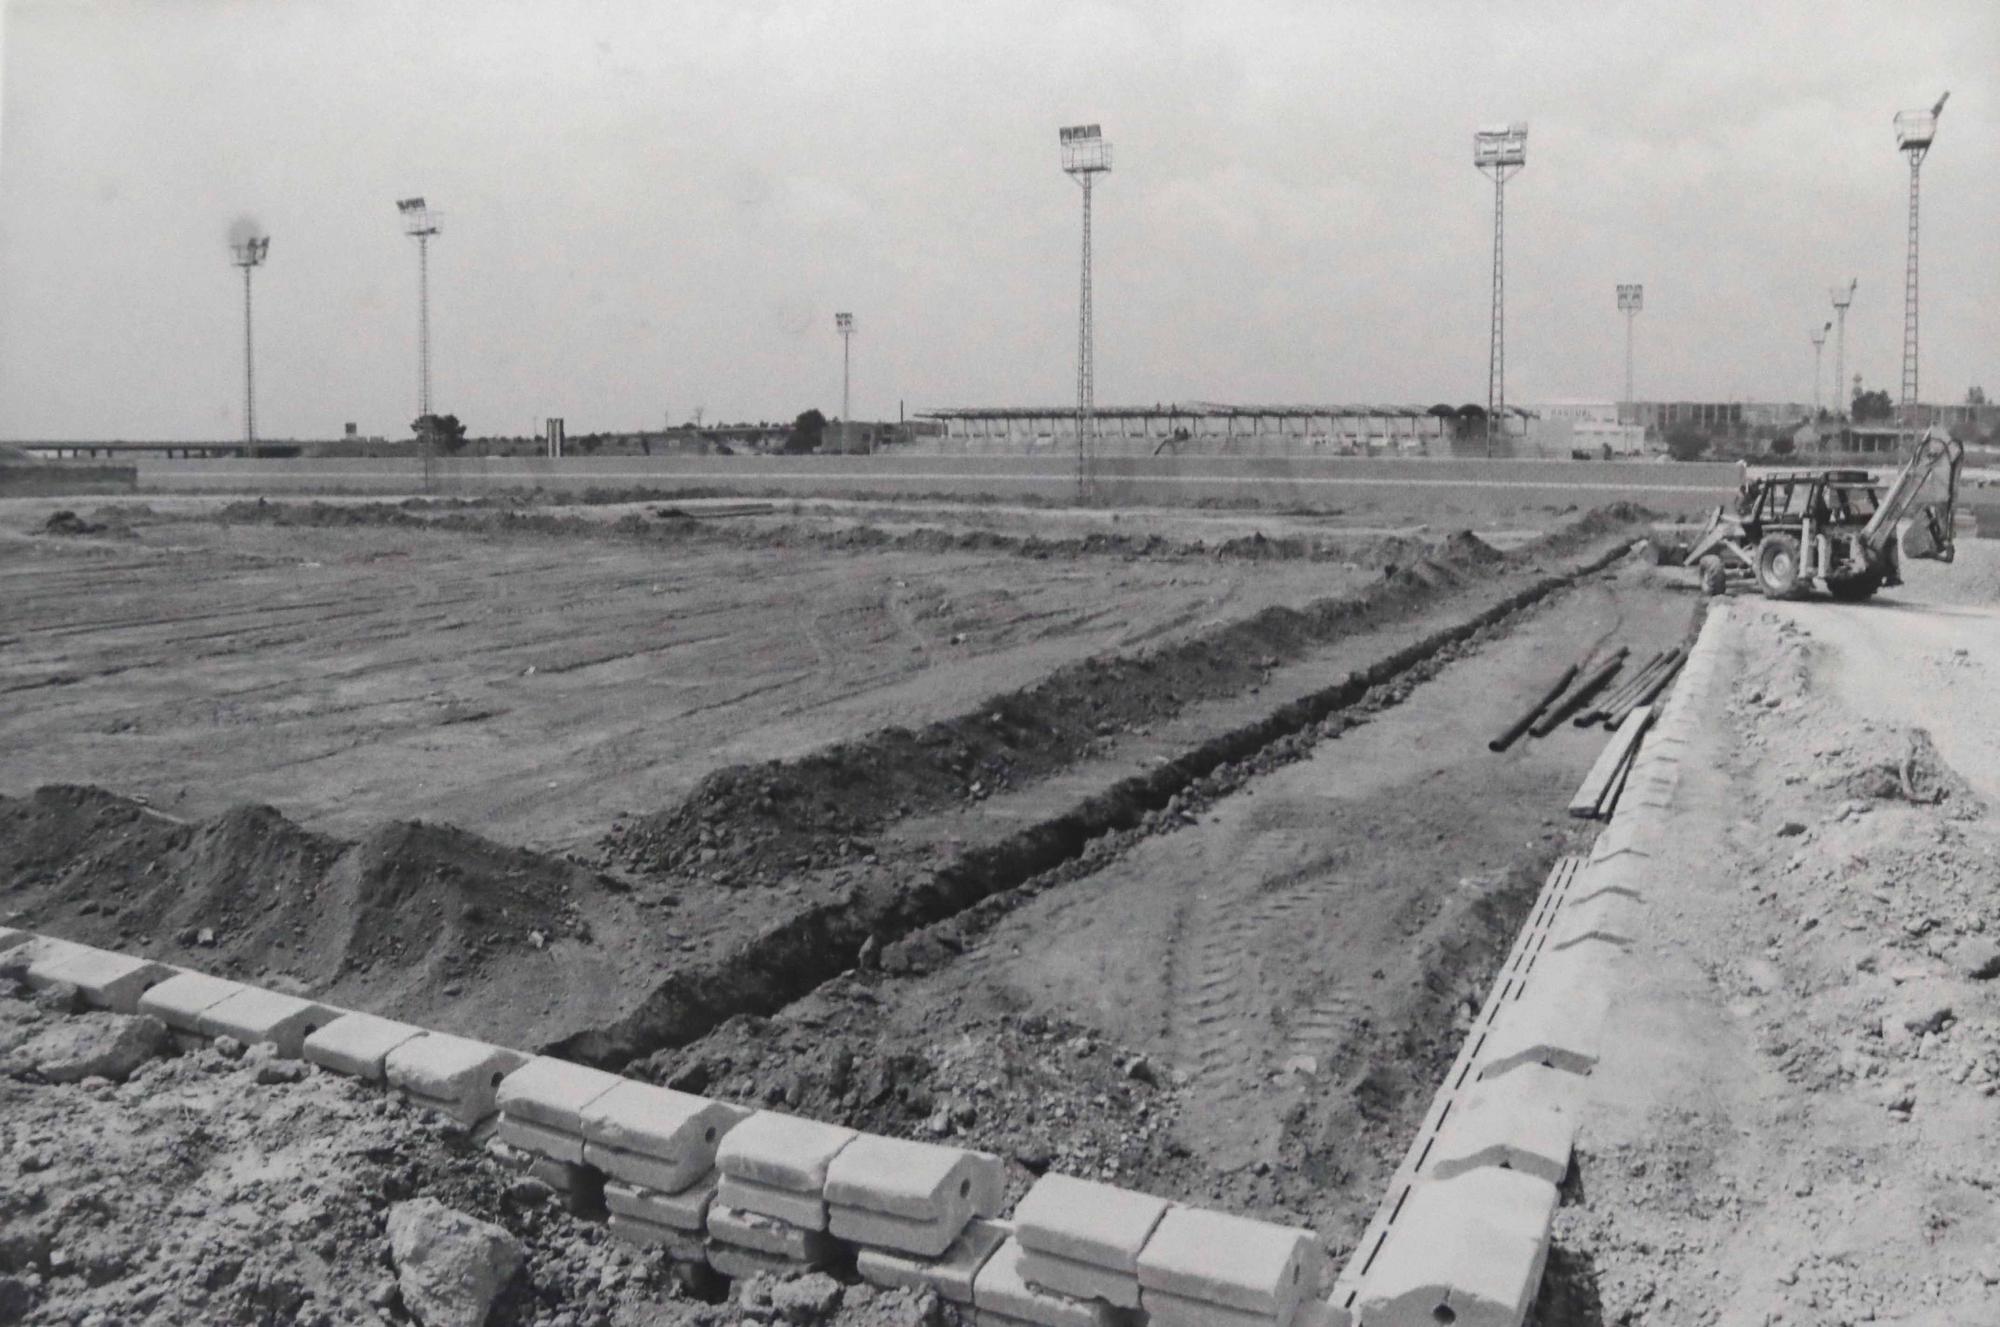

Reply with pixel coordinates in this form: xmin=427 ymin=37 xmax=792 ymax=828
xmin=1 ymin=0 xmax=1994 ymax=440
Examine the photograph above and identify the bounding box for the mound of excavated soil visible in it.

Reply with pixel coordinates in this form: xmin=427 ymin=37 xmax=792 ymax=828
xmin=0 ymin=786 xmax=599 ymax=1039
xmin=611 ymin=534 xmax=1512 ymax=886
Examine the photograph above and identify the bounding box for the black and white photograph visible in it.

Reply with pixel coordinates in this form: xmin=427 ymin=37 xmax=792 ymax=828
xmin=1 ymin=3 xmax=1997 ymax=1324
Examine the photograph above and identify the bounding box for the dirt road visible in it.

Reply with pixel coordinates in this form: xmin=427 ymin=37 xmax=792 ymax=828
xmin=1542 ymin=548 xmax=2000 ymax=1326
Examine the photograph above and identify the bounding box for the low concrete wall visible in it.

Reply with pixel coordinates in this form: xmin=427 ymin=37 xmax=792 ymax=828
xmin=0 ymin=462 xmax=138 ymax=498
xmin=137 ymin=455 xmax=1743 ymax=514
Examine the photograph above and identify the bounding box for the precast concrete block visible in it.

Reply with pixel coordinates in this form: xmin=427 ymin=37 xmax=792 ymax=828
xmin=384 ymin=1032 xmax=529 ymax=1125
xmin=1477 ymin=961 xmax=1612 ymax=1081
xmin=605 ymin=1175 xmax=714 ymax=1234
xmin=580 ymin=1080 xmax=748 ymax=1193
xmin=1140 ymin=1285 xmax=1280 ymax=1326
xmin=714 ymin=1109 xmax=858 ymax=1194
xmin=1565 ymin=856 xmax=1645 ymax=908
xmin=0 ymin=927 xmax=30 ymax=955
xmin=1136 ymin=1205 xmax=1320 ymax=1322
xmin=198 ymin=987 xmax=342 ymax=1058
xmin=303 ymin=1012 xmax=426 ymax=1082
xmin=1019 ymin=1245 xmax=1141 ymax=1308
xmin=968 ymin=1150 xmax=1007 ymax=1217
xmin=608 ymin=1212 xmax=709 ymax=1263
xmin=3 ymin=935 xmax=93 ymax=982
xmin=137 ymin=970 xmax=251 ymax=1035
xmin=717 ymin=1173 xmax=830 ymax=1230
xmin=825 ymin=1132 xmax=1001 ymax=1222
xmin=1354 ymin=1170 xmax=1558 ymax=1327
xmin=1425 ymin=1064 xmax=1580 ymax=1185
xmin=1545 ymin=892 xmax=1639 ymax=953
xmin=831 ymin=1201 xmax=973 ymax=1260
xmin=706 ymin=1203 xmax=837 ymax=1264
xmin=708 ymin=1240 xmax=827 ymax=1283
xmin=856 ymin=1217 xmax=1012 ymax=1305
xmin=24 ymin=948 xmax=172 ymax=1013
xmin=495 ymin=1056 xmax=626 ymax=1163
xmin=972 ymin=1236 xmax=1121 ymax=1327
xmin=1011 ymin=1174 xmax=1169 ymax=1275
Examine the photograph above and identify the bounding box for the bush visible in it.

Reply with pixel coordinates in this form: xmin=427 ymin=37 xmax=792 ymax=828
xmin=1665 ymin=428 xmax=1709 ymax=462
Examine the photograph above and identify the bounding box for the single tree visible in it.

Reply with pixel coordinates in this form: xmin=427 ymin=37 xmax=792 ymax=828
xmin=1665 ymin=427 xmax=1709 ymax=462
xmin=413 ymin=413 xmax=469 ymax=454
xmin=785 ymin=408 xmax=827 ymax=454
xmin=1770 ymin=434 xmax=1795 ymax=457
xmin=1851 ymin=388 xmax=1894 ymax=423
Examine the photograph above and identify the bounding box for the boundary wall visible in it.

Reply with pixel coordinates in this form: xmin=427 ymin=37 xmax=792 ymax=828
xmin=135 ymin=455 xmax=1742 ymax=513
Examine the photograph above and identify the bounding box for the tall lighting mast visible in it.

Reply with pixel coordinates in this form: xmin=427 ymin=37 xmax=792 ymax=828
xmin=1829 ymin=278 xmax=1856 ymax=419
xmin=229 ymin=232 xmax=270 ymax=453
xmin=1474 ymin=123 xmax=1528 ymax=456
xmin=835 ymin=312 xmax=856 ymax=454
xmin=1893 ymin=92 xmax=1947 ymax=430
xmin=1616 ymin=284 xmax=1643 ymax=414
xmin=1810 ymin=321 xmax=1831 ymax=416
xmin=1060 ymin=124 xmax=1111 ymax=500
xmin=396 ymin=197 xmax=442 ymax=457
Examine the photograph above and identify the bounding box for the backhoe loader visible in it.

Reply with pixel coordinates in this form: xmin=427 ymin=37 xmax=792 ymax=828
xmin=1685 ymin=428 xmax=1963 ymax=600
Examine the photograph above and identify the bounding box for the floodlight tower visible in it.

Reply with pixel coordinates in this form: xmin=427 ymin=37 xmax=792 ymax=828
xmin=1829 ymin=278 xmax=1856 ymax=418
xmin=1060 ymin=124 xmax=1111 ymax=500
xmin=1474 ymin=123 xmax=1528 ymax=456
xmin=835 ymin=312 xmax=856 ymax=453
xmin=1893 ymin=92 xmax=1947 ymax=429
xmin=229 ymin=233 xmax=270 ymax=452
xmin=1810 ymin=321 xmax=1831 ymax=416
xmin=1616 ymin=284 xmax=1643 ymax=411
xmin=396 ymin=197 xmax=442 ymax=427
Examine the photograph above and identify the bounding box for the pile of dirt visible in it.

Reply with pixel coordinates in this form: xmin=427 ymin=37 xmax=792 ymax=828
xmin=206 ymin=494 xmax=1455 ymax=567
xmin=609 ymin=530 xmax=1518 ymax=887
xmin=0 ymin=988 xmax=944 ymax=1326
xmin=0 ymin=786 xmax=593 ymax=1026
xmin=38 ymin=509 xmax=108 ymax=536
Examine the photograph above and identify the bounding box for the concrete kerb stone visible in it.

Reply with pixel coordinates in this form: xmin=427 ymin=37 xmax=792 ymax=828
xmin=198 ymin=987 xmax=343 ymax=1058
xmin=24 ymin=947 xmax=173 ymax=1013
xmin=1136 ymin=1205 xmax=1321 ymax=1322
xmin=580 ymin=1080 xmax=749 ymax=1194
xmin=384 ymin=1032 xmax=529 ymax=1125
xmin=1353 ymin=1170 xmax=1558 ymax=1327
xmin=3 ymin=935 xmax=94 ymax=984
xmin=1426 ymin=1063 xmax=1581 ymax=1186
xmin=495 ymin=1056 xmax=627 ymax=1164
xmin=826 ymin=1133 xmax=1002 ymax=1257
xmin=605 ymin=1173 xmax=715 ymax=1235
xmin=0 ymin=927 xmax=31 ymax=955
xmin=706 ymin=1203 xmax=838 ymax=1270
xmin=1477 ymin=959 xmax=1613 ymax=1081
xmin=137 ymin=970 xmax=253 ymax=1038
xmin=1142 ymin=1286 xmax=1283 ymax=1327
xmin=973 ymin=1236 xmax=1123 ymax=1327
xmin=856 ymin=1217 xmax=1012 ymax=1306
xmin=1017 ymin=1246 xmax=1144 ymax=1309
xmin=1545 ymin=891 xmax=1640 ymax=953
xmin=1012 ymin=1173 xmax=1170 ymax=1275
xmin=714 ymin=1110 xmax=857 ymax=1229
xmin=304 ymin=1012 xmax=427 ymax=1083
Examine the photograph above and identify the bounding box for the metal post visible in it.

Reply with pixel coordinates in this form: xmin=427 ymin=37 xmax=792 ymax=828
xmin=1076 ymin=172 xmax=1094 ymax=501
xmin=842 ymin=330 xmax=851 ymax=454
xmin=1899 ymin=153 xmax=1921 ymax=425
xmin=1487 ymin=171 xmax=1505 ymax=457
xmin=242 ymin=265 xmax=256 ymax=453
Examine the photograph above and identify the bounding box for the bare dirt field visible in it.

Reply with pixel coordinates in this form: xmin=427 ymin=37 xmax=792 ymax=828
xmin=0 ymin=499 xmax=1387 ymax=850
xmin=1 ymin=490 xmax=1726 ymax=1323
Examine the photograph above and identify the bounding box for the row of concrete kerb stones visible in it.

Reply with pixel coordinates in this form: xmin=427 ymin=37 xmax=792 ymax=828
xmin=0 ymin=927 xmax=1325 ymax=1327
xmin=1326 ymin=603 xmax=1730 ymax=1327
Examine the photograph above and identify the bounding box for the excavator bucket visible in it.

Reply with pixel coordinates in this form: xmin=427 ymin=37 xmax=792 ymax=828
xmin=1867 ymin=428 xmax=1964 ymax=565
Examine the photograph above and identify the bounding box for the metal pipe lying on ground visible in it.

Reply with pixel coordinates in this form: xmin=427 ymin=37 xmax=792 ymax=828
xmin=1529 ymin=647 xmax=1629 ymax=738
xmin=1573 ymin=649 xmax=1667 ymax=726
xmin=1488 ymin=661 xmax=1580 ymax=753
xmin=1606 ymin=651 xmax=1685 ymax=727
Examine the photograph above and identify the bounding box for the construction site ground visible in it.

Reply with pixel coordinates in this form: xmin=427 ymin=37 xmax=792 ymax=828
xmin=9 ymin=488 xmax=1994 ymax=1323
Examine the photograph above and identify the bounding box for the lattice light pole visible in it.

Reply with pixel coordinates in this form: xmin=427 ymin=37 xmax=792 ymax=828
xmin=397 ymin=197 xmax=442 ymax=447
xmin=1060 ymin=124 xmax=1111 ymax=500
xmin=1829 ymin=278 xmax=1856 ymax=419
xmin=1810 ymin=321 xmax=1831 ymax=416
xmin=1893 ymin=93 xmax=1947 ymax=430
xmin=1616 ymin=284 xmax=1643 ymax=412
xmin=835 ymin=312 xmax=856 ymax=454
xmin=1474 ymin=123 xmax=1528 ymax=456
xmin=229 ymin=232 xmax=270 ymax=452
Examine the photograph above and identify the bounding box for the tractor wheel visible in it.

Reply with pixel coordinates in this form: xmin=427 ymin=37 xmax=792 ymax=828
xmin=1698 ymin=555 xmax=1728 ymax=597
xmin=1826 ymin=570 xmax=1883 ymax=602
xmin=1755 ymin=533 xmax=1804 ymax=599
